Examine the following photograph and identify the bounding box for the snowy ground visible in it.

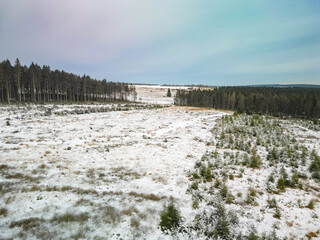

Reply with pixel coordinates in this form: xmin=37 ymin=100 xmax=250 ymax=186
xmin=0 ymin=104 xmax=225 ymax=239
xmin=0 ymin=101 xmax=319 ymax=239
xmin=186 ymin=114 xmax=320 ymax=239
xmin=134 ymin=85 xmax=191 ymax=105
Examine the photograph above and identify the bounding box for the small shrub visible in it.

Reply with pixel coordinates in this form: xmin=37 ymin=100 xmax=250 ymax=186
xmin=204 ymin=167 xmax=213 ymax=181
xmin=246 ymin=188 xmax=257 ymax=204
xmin=190 ymin=181 xmax=199 ymax=190
xmin=267 ymin=197 xmax=277 ymax=209
xmin=273 ymin=208 xmax=281 ymax=219
xmin=226 ymin=194 xmax=234 ymax=204
xmin=247 ymin=230 xmax=259 ymax=240
xmin=277 ymin=177 xmax=286 ymax=192
xmin=220 ymin=184 xmax=228 ymax=200
xmin=214 ymin=179 xmax=221 ymax=188
xmin=249 ymin=154 xmax=262 ymax=168
xmin=309 ymin=153 xmax=320 ymax=179
xmin=311 ymin=171 xmax=320 ymax=180
xmin=0 ymin=207 xmax=8 ymax=216
xmin=192 ymin=172 xmax=200 ymax=179
xmin=214 ymin=214 xmax=230 ymax=239
xmin=192 ymin=199 xmax=199 ymax=209
xmin=268 ymin=173 xmax=275 ymax=183
xmin=291 ymin=172 xmax=299 ymax=187
xmin=159 ymin=202 xmax=181 ymax=233
xmin=307 ymin=199 xmax=315 ymax=210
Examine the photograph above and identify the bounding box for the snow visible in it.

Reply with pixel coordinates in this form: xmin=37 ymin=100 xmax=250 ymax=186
xmin=134 ymin=85 xmax=190 ymax=105
xmin=0 ymin=100 xmax=319 ymax=239
xmin=0 ymin=104 xmax=225 ymax=239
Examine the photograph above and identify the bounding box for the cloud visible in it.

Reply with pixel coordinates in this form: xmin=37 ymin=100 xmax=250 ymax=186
xmin=0 ymin=1 xmax=196 ymax=63
xmin=0 ymin=0 xmax=319 ymax=85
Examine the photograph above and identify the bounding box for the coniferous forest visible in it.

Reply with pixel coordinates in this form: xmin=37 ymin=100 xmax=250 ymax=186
xmin=0 ymin=58 xmax=137 ymax=104
xmin=174 ymin=87 xmax=320 ymax=119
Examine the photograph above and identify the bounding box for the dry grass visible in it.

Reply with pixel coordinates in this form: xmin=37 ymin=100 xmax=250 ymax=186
xmin=130 ymin=217 xmax=140 ymax=229
xmin=10 ymin=217 xmax=45 ymax=230
xmin=121 ymin=207 xmax=139 ymax=216
xmin=128 ymin=191 xmax=165 ymax=201
xmin=75 ymin=198 xmax=94 ymax=206
xmin=102 ymin=206 xmax=121 ymax=226
xmin=51 ymin=212 xmax=89 ymax=223
xmin=0 ymin=164 xmax=10 ymax=170
xmin=5 ymin=172 xmax=39 ymax=182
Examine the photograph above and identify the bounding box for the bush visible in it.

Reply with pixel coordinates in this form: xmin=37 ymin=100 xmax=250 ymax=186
xmin=267 ymin=197 xmax=277 ymax=209
xmin=0 ymin=207 xmax=8 ymax=216
xmin=213 ymin=202 xmax=231 ymax=239
xmin=291 ymin=172 xmax=299 ymax=187
xmin=247 ymin=230 xmax=259 ymax=240
xmin=268 ymin=173 xmax=275 ymax=183
xmin=226 ymin=194 xmax=234 ymax=204
xmin=192 ymin=172 xmax=200 ymax=179
xmin=214 ymin=214 xmax=230 ymax=239
xmin=220 ymin=184 xmax=228 ymax=200
xmin=311 ymin=172 xmax=320 ymax=180
xmin=309 ymin=153 xmax=320 ymax=179
xmin=192 ymin=199 xmax=199 ymax=209
xmin=190 ymin=181 xmax=199 ymax=190
xmin=307 ymin=199 xmax=315 ymax=210
xmin=159 ymin=202 xmax=181 ymax=233
xmin=204 ymin=167 xmax=213 ymax=181
xmin=246 ymin=188 xmax=257 ymax=204
xmin=273 ymin=208 xmax=281 ymax=219
xmin=249 ymin=154 xmax=262 ymax=168
xmin=214 ymin=179 xmax=221 ymax=188
xmin=277 ymin=177 xmax=286 ymax=191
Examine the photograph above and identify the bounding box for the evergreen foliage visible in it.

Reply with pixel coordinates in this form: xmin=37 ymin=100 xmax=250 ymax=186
xmin=166 ymin=88 xmax=171 ymax=97
xmin=0 ymin=58 xmax=137 ymax=104
xmin=309 ymin=151 xmax=320 ymax=179
xmin=159 ymin=202 xmax=181 ymax=233
xmin=174 ymin=87 xmax=320 ymax=119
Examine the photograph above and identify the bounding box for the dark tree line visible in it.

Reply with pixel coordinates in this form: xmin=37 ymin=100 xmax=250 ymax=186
xmin=0 ymin=58 xmax=137 ymax=104
xmin=174 ymin=87 xmax=320 ymax=119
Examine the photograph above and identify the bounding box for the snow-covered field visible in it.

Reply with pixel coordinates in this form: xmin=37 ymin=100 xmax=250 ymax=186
xmin=0 ymin=104 xmax=225 ymax=239
xmin=0 ymin=101 xmax=319 ymax=239
xmin=134 ymin=85 xmax=191 ymax=105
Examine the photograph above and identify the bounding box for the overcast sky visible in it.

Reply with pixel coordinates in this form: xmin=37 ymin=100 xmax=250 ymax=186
xmin=1 ymin=0 xmax=319 ymax=85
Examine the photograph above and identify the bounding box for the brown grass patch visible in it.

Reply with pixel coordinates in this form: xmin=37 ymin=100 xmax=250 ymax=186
xmin=128 ymin=191 xmax=165 ymax=201
xmin=306 ymin=232 xmax=317 ymax=239
xmin=10 ymin=217 xmax=45 ymax=230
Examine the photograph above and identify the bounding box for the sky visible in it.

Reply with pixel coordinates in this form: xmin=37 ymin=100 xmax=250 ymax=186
xmin=0 ymin=0 xmax=319 ymax=86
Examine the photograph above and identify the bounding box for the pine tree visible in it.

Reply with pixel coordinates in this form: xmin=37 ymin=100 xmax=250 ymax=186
xmin=167 ymin=88 xmax=171 ymax=97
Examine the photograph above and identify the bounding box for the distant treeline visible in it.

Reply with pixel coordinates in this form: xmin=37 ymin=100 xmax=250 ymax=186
xmin=174 ymin=87 xmax=320 ymax=118
xmin=0 ymin=58 xmax=137 ymax=104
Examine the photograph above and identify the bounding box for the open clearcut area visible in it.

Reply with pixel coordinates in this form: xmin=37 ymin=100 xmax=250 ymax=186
xmin=0 ymin=101 xmax=319 ymax=239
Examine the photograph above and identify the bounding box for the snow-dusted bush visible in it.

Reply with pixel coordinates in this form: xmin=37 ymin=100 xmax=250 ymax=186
xmin=159 ymin=202 xmax=181 ymax=233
